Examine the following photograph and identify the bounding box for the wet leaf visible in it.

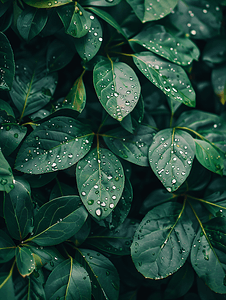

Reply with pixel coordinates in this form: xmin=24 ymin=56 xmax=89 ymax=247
xmin=93 ymin=60 xmax=141 ymax=121
xmin=0 ymin=149 xmax=14 ymax=193
xmin=15 ymin=246 xmax=35 ymax=277
xmin=82 ymin=0 xmax=121 ymax=6
xmin=148 ymin=128 xmax=195 ymax=192
xmin=76 ymin=147 xmax=125 ymax=221
xmin=23 ymin=0 xmax=73 ymax=8
xmin=0 ymin=230 xmax=16 ymax=263
xmin=133 ymin=52 xmax=196 ymax=107
xmin=212 ymin=63 xmax=226 ymax=105
xmin=131 ymin=202 xmax=195 ymax=279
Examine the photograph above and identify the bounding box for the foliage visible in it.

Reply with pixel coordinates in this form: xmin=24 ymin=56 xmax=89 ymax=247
xmin=0 ymin=0 xmax=226 ymax=299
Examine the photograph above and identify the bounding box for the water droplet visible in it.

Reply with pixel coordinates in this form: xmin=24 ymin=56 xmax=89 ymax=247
xmin=95 ymin=208 xmax=102 ymax=217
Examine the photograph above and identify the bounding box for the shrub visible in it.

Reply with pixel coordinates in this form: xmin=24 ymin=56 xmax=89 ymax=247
xmin=0 ymin=0 xmax=226 ymax=299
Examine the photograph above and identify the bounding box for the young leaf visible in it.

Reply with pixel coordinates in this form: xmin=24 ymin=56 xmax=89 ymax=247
xmin=4 ymin=178 xmax=33 ymax=241
xmin=44 ymin=258 xmax=91 ymax=300
xmin=0 ymin=230 xmax=16 ymax=263
xmin=133 ymin=52 xmax=196 ymax=107
xmin=15 ymin=246 xmax=35 ymax=277
xmin=130 ymin=24 xmax=199 ymax=66
xmin=126 ymin=0 xmax=178 ymax=23
xmin=23 ymin=0 xmax=73 ymax=8
xmin=191 ymin=220 xmax=226 ymax=294
xmin=148 ymin=129 xmax=195 ymax=192
xmin=194 ymin=139 xmax=224 ymax=175
xmin=9 ymin=57 xmax=58 ymax=121
xmin=74 ymin=12 xmax=103 ymax=62
xmin=15 ymin=117 xmax=94 ymax=174
xmin=17 ymin=6 xmax=48 ymax=41
xmin=75 ymin=248 xmax=120 ymax=300
xmin=103 ymin=124 xmax=156 ymax=166
xmin=76 ymin=147 xmax=125 ymax=221
xmin=93 ymin=60 xmax=141 ymax=121
xmin=0 ymin=32 xmax=15 ymax=91
xmin=131 ymin=202 xmax=195 ymax=279
xmin=27 ymin=196 xmax=88 ymax=246
xmin=0 ymin=149 xmax=14 ymax=193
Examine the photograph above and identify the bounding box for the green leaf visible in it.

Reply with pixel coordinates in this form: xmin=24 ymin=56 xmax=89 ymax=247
xmin=15 ymin=246 xmax=35 ymax=277
xmin=93 ymin=60 xmax=141 ymax=121
xmin=74 ymin=12 xmax=103 ymax=62
xmin=0 ymin=109 xmax=27 ymax=156
xmin=0 ymin=229 xmax=16 ymax=263
xmin=0 ymin=99 xmax=15 ymax=117
xmin=131 ymin=202 xmax=195 ymax=279
xmin=76 ymin=147 xmax=125 ymax=221
xmin=103 ymin=124 xmax=156 ymax=166
xmin=194 ymin=139 xmax=224 ymax=175
xmin=45 ymin=258 xmax=91 ymax=300
xmin=15 ymin=116 xmax=94 ymax=174
xmin=17 ymin=6 xmax=48 ymax=41
xmin=62 ymin=71 xmax=86 ymax=113
xmin=82 ymin=0 xmax=122 ymax=6
xmin=9 ymin=57 xmax=58 ymax=121
xmin=57 ymin=3 xmax=91 ymax=38
xmin=70 ymin=217 xmax=91 ymax=246
xmin=212 ymin=63 xmax=226 ymax=104
xmin=202 ymin=191 xmax=226 ymax=218
xmin=49 ymin=182 xmax=77 ymax=200
xmin=0 ymin=149 xmax=14 ymax=193
xmin=0 ymin=32 xmax=15 ymax=91
xmin=191 ymin=219 xmax=226 ymax=294
xmin=27 ymin=196 xmax=88 ymax=246
xmin=168 ymin=0 xmax=222 ymax=39
xmin=4 ymin=178 xmax=33 ymax=241
xmin=133 ymin=52 xmax=196 ymax=107
xmin=0 ymin=1 xmax=11 ymax=18
xmin=202 ymin=36 xmax=226 ymax=65
xmin=75 ymin=248 xmax=120 ymax=300
xmin=87 ymin=218 xmax=139 ymax=255
xmin=130 ymin=24 xmax=199 ymax=66
xmin=126 ymin=0 xmax=178 ymax=23
xmin=47 ymin=38 xmax=75 ymax=72
xmin=23 ymin=0 xmax=73 ymax=8
xmin=148 ymin=129 xmax=195 ymax=192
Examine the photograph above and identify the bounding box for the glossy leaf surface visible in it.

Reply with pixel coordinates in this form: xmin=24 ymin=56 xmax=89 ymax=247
xmin=23 ymin=0 xmax=73 ymax=8
xmin=76 ymin=147 xmax=125 ymax=220
xmin=94 ymin=60 xmax=141 ymax=121
xmin=15 ymin=246 xmax=35 ymax=277
xmin=0 ymin=230 xmax=15 ymax=263
xmin=0 ymin=149 xmax=14 ymax=193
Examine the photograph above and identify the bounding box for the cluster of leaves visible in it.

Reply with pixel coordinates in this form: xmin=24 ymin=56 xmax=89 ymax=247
xmin=0 ymin=0 xmax=226 ymax=299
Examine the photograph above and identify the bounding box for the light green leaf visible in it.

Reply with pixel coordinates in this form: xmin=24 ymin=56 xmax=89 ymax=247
xmin=133 ymin=52 xmax=196 ymax=107
xmin=15 ymin=246 xmax=35 ymax=277
xmin=103 ymin=124 xmax=156 ymax=166
xmin=131 ymin=202 xmax=195 ymax=279
xmin=148 ymin=129 xmax=195 ymax=192
xmin=194 ymin=139 xmax=224 ymax=175
xmin=45 ymin=258 xmax=91 ymax=300
xmin=0 ymin=149 xmax=14 ymax=193
xmin=15 ymin=116 xmax=94 ymax=174
xmin=75 ymin=248 xmax=120 ymax=300
xmin=23 ymin=0 xmax=73 ymax=8
xmin=0 ymin=230 xmax=16 ymax=263
xmin=76 ymin=147 xmax=125 ymax=221
xmin=27 ymin=196 xmax=88 ymax=246
xmin=0 ymin=32 xmax=15 ymax=91
xmin=93 ymin=60 xmax=141 ymax=121
xmin=126 ymin=0 xmax=178 ymax=23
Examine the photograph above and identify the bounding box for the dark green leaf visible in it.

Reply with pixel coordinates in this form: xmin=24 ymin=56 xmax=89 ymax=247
xmin=17 ymin=6 xmax=48 ymax=41
xmin=103 ymin=124 xmax=156 ymax=166
xmin=82 ymin=0 xmax=121 ymax=6
xmin=0 ymin=32 xmax=15 ymax=91
xmin=0 ymin=149 xmax=14 ymax=193
xmin=4 ymin=178 xmax=33 ymax=241
xmin=131 ymin=202 xmax=195 ymax=279
xmin=23 ymin=172 xmax=57 ymax=188
xmin=23 ymin=0 xmax=73 ymax=8
xmin=27 ymin=196 xmax=88 ymax=246
xmin=194 ymin=139 xmax=224 ymax=175
xmin=0 ymin=273 xmax=15 ymax=299
xmin=76 ymin=147 xmax=125 ymax=221
xmin=133 ymin=52 xmax=196 ymax=107
xmin=93 ymin=60 xmax=141 ymax=121
xmin=0 ymin=99 xmax=15 ymax=117
xmin=74 ymin=12 xmax=103 ymax=62
xmin=15 ymin=246 xmax=35 ymax=277
xmin=126 ymin=0 xmax=178 ymax=23
xmin=49 ymin=182 xmax=77 ymax=200
xmin=212 ymin=63 xmax=226 ymax=105
xmin=148 ymin=129 xmax=195 ymax=192
xmin=45 ymin=258 xmax=91 ymax=300
xmin=202 ymin=191 xmax=226 ymax=218
xmin=75 ymin=248 xmax=120 ymax=300
xmin=47 ymin=38 xmax=75 ymax=72
xmin=169 ymin=0 xmax=222 ymax=39
xmin=0 ymin=229 xmax=15 ymax=263
xmin=9 ymin=57 xmax=58 ymax=121
xmin=69 ymin=217 xmax=91 ymax=246
xmin=15 ymin=116 xmax=94 ymax=174
xmin=202 ymin=36 xmax=226 ymax=65
xmin=0 ymin=1 xmax=11 ymax=18
xmin=130 ymin=24 xmax=199 ymax=66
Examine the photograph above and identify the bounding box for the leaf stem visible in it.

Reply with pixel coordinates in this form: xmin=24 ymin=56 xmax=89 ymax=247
xmin=97 ymin=114 xmax=109 ymax=134
xmin=0 ymin=259 xmax=15 ymax=289
xmin=107 ymin=41 xmax=127 ymax=50
xmin=187 ymin=195 xmax=226 ymax=210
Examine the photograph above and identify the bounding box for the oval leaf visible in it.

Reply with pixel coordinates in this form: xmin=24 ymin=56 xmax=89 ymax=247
xmin=76 ymin=147 xmax=125 ymax=221
xmin=23 ymin=0 xmax=73 ymax=8
xmin=0 ymin=230 xmax=16 ymax=263
xmin=148 ymin=129 xmax=195 ymax=192
xmin=93 ymin=60 xmax=141 ymax=121
xmin=15 ymin=246 xmax=35 ymax=277
xmin=0 ymin=149 xmax=15 ymax=193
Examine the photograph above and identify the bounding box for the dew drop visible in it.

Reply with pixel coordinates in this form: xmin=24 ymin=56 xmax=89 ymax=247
xmin=95 ymin=208 xmax=102 ymax=217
